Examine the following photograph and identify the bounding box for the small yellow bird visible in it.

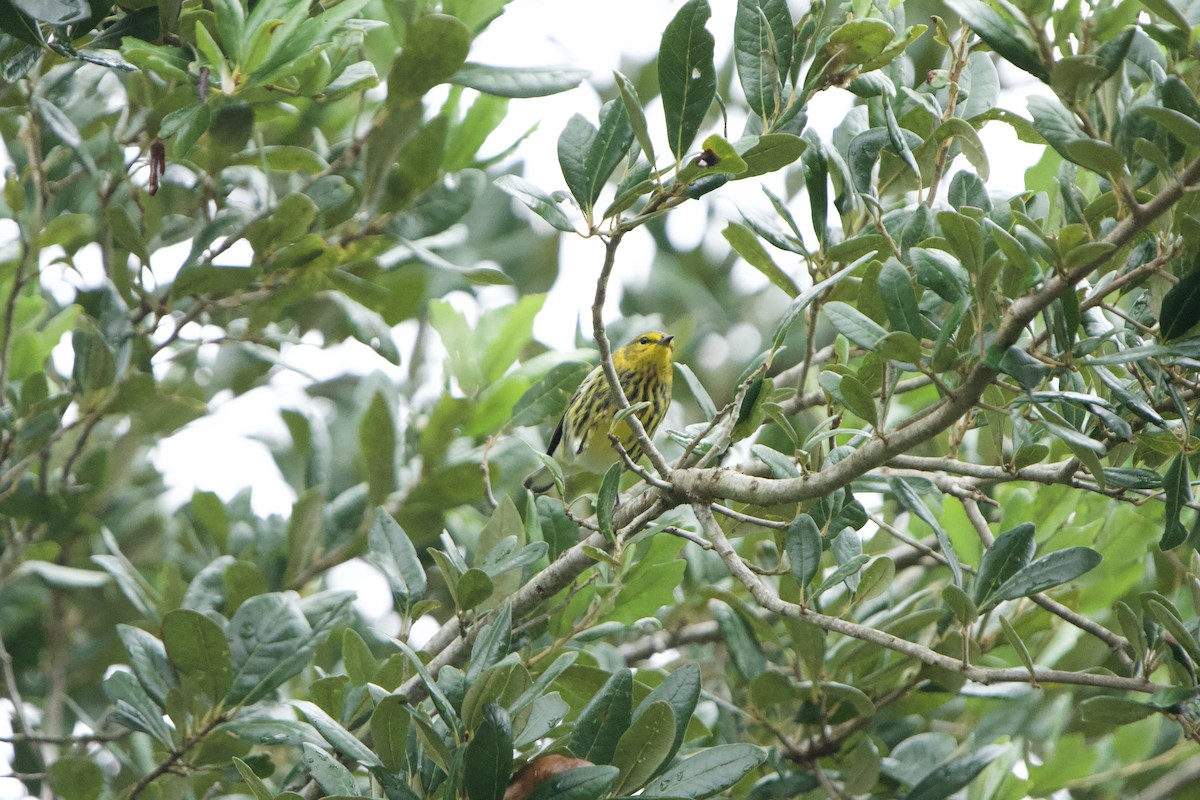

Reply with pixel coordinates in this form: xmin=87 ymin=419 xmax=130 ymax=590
xmin=524 ymin=331 xmax=675 ymax=492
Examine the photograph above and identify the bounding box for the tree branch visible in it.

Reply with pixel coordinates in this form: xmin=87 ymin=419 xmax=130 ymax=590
xmin=695 ymin=503 xmax=1163 ymax=693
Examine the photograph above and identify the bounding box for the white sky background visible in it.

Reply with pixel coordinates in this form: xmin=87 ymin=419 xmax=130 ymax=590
xmin=0 ymin=4 xmax=1050 ymax=794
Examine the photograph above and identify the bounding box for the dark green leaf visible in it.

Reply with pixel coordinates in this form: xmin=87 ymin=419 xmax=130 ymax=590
xmin=300 ymin=743 xmax=357 ymax=796
xmin=633 ymin=663 xmax=700 ymax=773
xmin=466 ymin=704 xmax=513 ymax=800
xmin=990 ymin=547 xmax=1102 ymax=605
xmin=226 ymin=593 xmax=320 ymax=705
xmin=370 ymin=695 xmax=411 ymax=772
xmin=902 ymin=745 xmax=1006 ymax=800
xmin=643 ymin=743 xmax=767 ymax=799
xmin=116 ymin=625 xmax=175 ymax=707
xmin=877 ymin=258 xmax=923 ymax=336
xmin=737 ymin=133 xmax=806 ymax=178
xmin=612 ymin=700 xmax=676 ymax=793
xmin=569 ymin=668 xmax=633 ymax=764
xmin=293 ymin=700 xmax=382 ymax=767
xmin=942 ymin=0 xmax=1048 ymax=81
xmin=890 ymin=477 xmax=963 ymax=587
xmin=596 ymin=463 xmax=622 ymax=541
xmin=974 ymin=523 xmax=1035 ymax=605
xmin=367 ymin=507 xmax=427 ymax=610
xmin=527 ymin=766 xmax=619 ymax=800
xmin=824 ymin=301 xmax=888 ymax=350
xmin=1160 ymin=267 xmax=1200 ymax=341
xmin=1162 ymin=453 xmax=1191 ymax=549
xmin=360 ymin=392 xmax=396 ymax=506
xmin=659 ymin=0 xmax=717 ymax=160
xmin=467 ymin=603 xmax=512 ymax=683
xmin=734 ymin=0 xmax=782 ymax=121
xmin=162 ymin=608 xmax=233 ymax=702
xmin=846 ymin=127 xmax=923 ymax=194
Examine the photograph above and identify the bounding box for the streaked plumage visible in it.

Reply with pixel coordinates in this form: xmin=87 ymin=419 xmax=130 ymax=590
xmin=525 ymin=331 xmax=675 ymax=491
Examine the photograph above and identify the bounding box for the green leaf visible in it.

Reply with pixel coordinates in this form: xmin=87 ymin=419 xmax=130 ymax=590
xmin=846 ymin=127 xmax=923 ymax=194
xmin=931 ymin=117 xmax=989 ymax=180
xmin=877 ymin=258 xmax=923 ymax=336
xmin=773 ymin=258 xmax=863 ymax=347
xmin=633 ymin=663 xmax=700 ymax=773
xmin=942 ymin=584 xmax=978 ymax=625
xmin=229 ymin=145 xmax=329 ymax=173
xmin=1144 ymin=594 xmax=1200 ymax=665
xmin=370 ymin=695 xmax=411 ymax=772
xmin=593 ymin=463 xmax=622 ymax=543
xmin=659 ymin=0 xmax=717 ymax=160
xmin=734 ymin=0 xmax=782 ymax=121
xmin=937 ymin=211 xmax=984 ymax=275
xmin=974 ymin=523 xmax=1035 ymax=605
xmin=999 ymin=615 xmax=1037 ymax=680
xmin=612 ymin=700 xmax=676 ymax=793
xmin=1161 ymin=453 xmax=1191 ymax=549
xmin=116 ymin=625 xmax=176 ymax=707
xmin=48 ymin=755 xmax=103 ymax=800
xmin=1138 ymin=0 xmax=1189 ymax=30
xmin=225 ymin=593 xmax=321 ymax=705
xmin=569 ymin=668 xmax=633 ymax=764
xmin=825 ymin=18 xmax=896 ymax=66
xmin=527 ymin=765 xmax=619 ymax=800
xmin=643 ymin=743 xmax=767 ymax=798
xmin=293 ymin=700 xmax=382 ymax=768
xmin=388 ymin=13 xmax=471 ymax=103
xmin=494 ymin=174 xmax=575 ymax=232
xmin=823 ymin=301 xmax=888 ymax=350
xmin=452 ymin=63 xmax=590 ymax=97
xmin=723 ymin=222 xmax=800 ymax=297
xmin=389 ymin=637 xmax=461 ymax=734
xmin=11 ymin=0 xmax=88 ymax=23
xmin=467 ymin=603 xmax=512 ymax=683
xmin=1140 ymin=106 xmax=1200 ymax=148
xmin=232 ymin=757 xmax=273 ymax=800
xmin=902 ymin=745 xmax=1007 ymax=800
xmin=1079 ymin=695 xmax=1156 ymax=724
xmin=367 ymin=508 xmax=427 ymax=611
xmin=1160 ymin=267 xmax=1200 ymax=341
xmin=162 ymin=608 xmax=233 ymax=702
xmin=737 ymin=133 xmax=806 ymax=178
xmin=465 ymin=704 xmax=513 ymax=800
xmin=457 ymin=567 xmax=495 ymax=611
xmin=942 ymin=0 xmax=1048 ymax=81
xmin=300 ymin=743 xmax=357 ymax=796
xmin=675 ymin=362 xmax=717 ymax=420
xmin=103 ymin=670 xmax=173 ymax=745
xmin=712 ymin=599 xmax=768 ymax=679
xmin=890 ymin=477 xmax=963 ymax=587
xmin=324 ymin=60 xmax=379 ymax=99
xmin=586 ymin=99 xmax=634 ymax=209
xmin=990 ymin=547 xmax=1103 ymax=605
xmin=359 ymin=392 xmax=396 ymax=506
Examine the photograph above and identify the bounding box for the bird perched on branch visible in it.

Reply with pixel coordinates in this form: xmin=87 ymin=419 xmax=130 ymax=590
xmin=524 ymin=331 xmax=675 ymax=492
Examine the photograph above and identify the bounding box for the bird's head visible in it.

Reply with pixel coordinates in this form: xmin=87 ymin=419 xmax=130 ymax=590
xmin=616 ymin=331 xmax=675 ymax=373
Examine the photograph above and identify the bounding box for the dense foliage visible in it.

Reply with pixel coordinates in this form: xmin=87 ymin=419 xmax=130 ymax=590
xmin=3 ymin=0 xmax=1200 ymax=798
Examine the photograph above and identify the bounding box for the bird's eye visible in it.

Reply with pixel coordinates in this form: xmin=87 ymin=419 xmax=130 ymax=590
xmin=639 ymin=337 xmax=650 ymax=344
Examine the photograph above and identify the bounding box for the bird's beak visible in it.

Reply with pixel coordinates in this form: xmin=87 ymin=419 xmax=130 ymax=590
xmin=661 ymin=335 xmax=675 ymax=347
